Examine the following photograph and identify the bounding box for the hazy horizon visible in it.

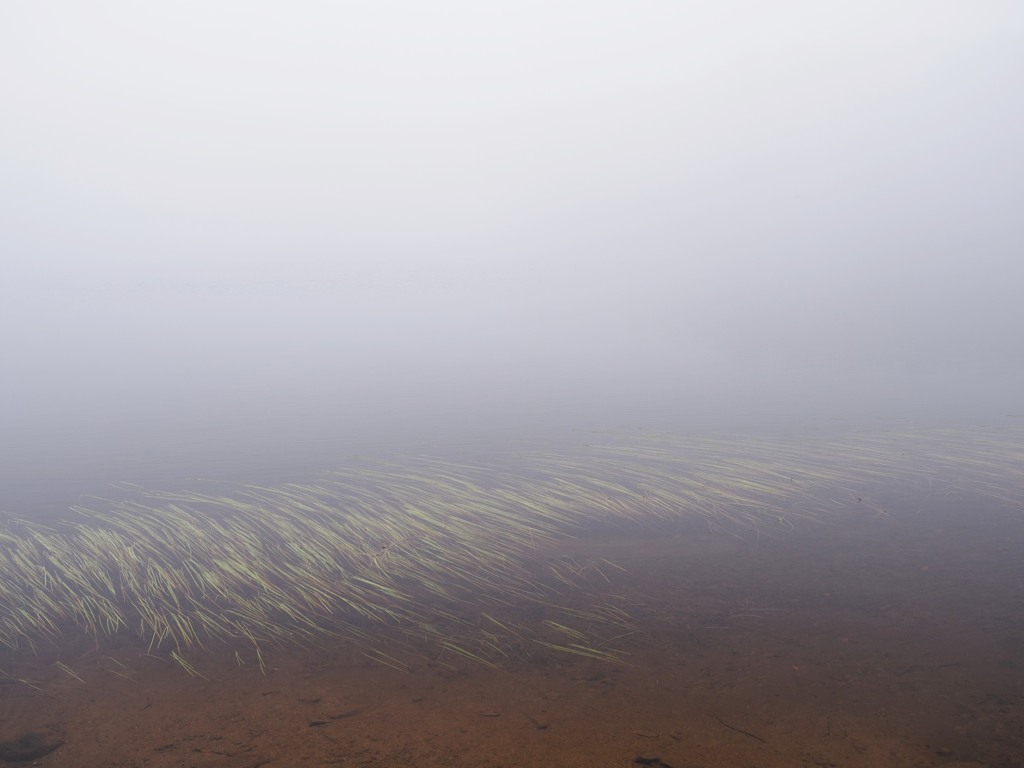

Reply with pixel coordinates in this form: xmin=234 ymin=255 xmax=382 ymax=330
xmin=3 ymin=2 xmax=1023 ymax=489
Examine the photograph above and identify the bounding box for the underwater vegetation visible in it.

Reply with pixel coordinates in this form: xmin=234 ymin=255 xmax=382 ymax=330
xmin=1 ymin=426 xmax=1022 ymax=673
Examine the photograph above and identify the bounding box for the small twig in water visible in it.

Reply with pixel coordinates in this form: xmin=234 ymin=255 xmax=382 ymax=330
xmin=712 ymin=713 xmax=767 ymax=743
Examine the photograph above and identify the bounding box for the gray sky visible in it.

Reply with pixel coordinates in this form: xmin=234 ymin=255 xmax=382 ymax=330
xmin=2 ymin=1 xmax=1023 ymax=451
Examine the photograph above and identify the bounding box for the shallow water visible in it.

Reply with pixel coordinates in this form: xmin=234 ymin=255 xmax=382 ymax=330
xmin=2 ymin=427 xmax=1023 ymax=766
xmin=3 ymin=501 xmax=1023 ymax=766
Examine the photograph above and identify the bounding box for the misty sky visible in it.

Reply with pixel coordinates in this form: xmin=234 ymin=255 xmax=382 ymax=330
xmin=3 ymin=1 xmax=1023 ymax=448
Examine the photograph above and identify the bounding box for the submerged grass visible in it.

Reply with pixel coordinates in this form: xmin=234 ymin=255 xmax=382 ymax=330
xmin=1 ymin=426 xmax=1022 ymax=668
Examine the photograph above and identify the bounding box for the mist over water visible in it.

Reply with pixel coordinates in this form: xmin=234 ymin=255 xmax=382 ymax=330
xmin=3 ymin=3 xmax=1022 ymax=506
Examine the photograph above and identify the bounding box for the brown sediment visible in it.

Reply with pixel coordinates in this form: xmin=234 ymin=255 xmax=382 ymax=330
xmin=4 ymin=499 xmax=1023 ymax=767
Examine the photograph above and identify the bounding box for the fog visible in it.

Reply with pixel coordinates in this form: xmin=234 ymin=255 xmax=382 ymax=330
xmin=2 ymin=2 xmax=1023 ymax=491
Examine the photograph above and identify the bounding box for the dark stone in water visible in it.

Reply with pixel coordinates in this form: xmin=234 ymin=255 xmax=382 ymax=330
xmin=0 ymin=732 xmax=64 ymax=762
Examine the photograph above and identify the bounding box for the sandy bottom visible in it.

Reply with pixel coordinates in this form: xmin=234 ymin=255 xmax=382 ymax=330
xmin=3 ymin=505 xmax=1023 ymax=768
